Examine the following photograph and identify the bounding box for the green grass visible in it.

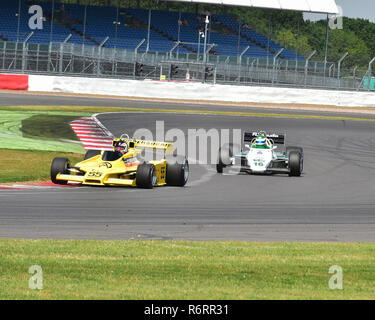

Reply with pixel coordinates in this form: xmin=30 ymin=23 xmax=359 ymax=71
xmin=21 ymin=114 xmax=81 ymax=141
xmin=0 ymin=108 xmax=88 ymax=153
xmin=0 ymin=240 xmax=374 ymax=300
xmin=0 ymin=149 xmax=84 ymax=183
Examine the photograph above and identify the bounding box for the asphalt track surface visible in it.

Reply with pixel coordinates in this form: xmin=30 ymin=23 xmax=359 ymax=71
xmin=1 ymin=91 xmax=375 ymax=241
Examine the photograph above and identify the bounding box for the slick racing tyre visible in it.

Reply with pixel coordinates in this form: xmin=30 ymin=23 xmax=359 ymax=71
xmin=136 ymin=163 xmax=157 ymax=189
xmin=84 ymin=150 xmax=101 ymax=160
xmin=288 ymin=151 xmax=303 ymax=177
xmin=216 ymin=143 xmax=239 ymax=173
xmin=51 ymin=157 xmax=70 ymax=185
xmin=286 ymin=146 xmax=303 ymax=172
xmin=286 ymin=146 xmax=303 ymax=157
xmin=166 ymin=156 xmax=189 ymax=187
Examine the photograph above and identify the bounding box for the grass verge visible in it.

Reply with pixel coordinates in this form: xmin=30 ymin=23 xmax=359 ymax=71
xmin=0 ymin=240 xmax=374 ymax=300
xmin=21 ymin=114 xmax=81 ymax=141
xmin=0 ymin=149 xmax=83 ymax=183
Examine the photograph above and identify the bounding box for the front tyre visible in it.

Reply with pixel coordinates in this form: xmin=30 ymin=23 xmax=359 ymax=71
xmin=288 ymin=151 xmax=303 ymax=177
xmin=136 ymin=163 xmax=157 ymax=189
xmin=166 ymin=157 xmax=189 ymax=187
xmin=51 ymin=157 xmax=70 ymax=185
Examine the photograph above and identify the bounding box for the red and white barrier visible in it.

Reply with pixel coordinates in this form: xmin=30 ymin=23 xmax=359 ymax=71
xmin=2 ymin=73 xmax=375 ymax=108
xmin=28 ymin=74 xmax=375 ymax=108
xmin=0 ymin=74 xmax=28 ymax=90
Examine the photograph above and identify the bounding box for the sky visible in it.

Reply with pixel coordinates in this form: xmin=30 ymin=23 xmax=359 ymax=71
xmin=304 ymin=0 xmax=375 ymax=23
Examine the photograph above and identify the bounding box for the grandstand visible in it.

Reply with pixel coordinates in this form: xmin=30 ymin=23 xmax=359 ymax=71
xmin=0 ymin=0 xmax=304 ymax=60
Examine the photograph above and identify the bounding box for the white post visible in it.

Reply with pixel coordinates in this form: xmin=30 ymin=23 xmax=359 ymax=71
xmin=272 ymin=48 xmax=284 ymax=85
xmin=97 ymin=36 xmax=109 ymax=76
xmin=203 ymin=15 xmax=209 ymax=63
xmin=337 ymin=52 xmax=348 ymax=88
xmin=134 ymin=38 xmax=145 ymax=61
xmin=49 ymin=0 xmax=55 ymax=43
xmin=59 ymin=34 xmax=72 ymax=74
xmin=22 ymin=32 xmax=33 ymax=73
xmin=197 ymin=31 xmax=203 ymax=61
xmin=177 ymin=10 xmax=181 ymax=57
xmin=304 ymin=50 xmax=317 ymax=87
xmin=323 ymin=14 xmax=329 ymax=84
xmin=367 ymin=56 xmax=375 ymax=91
xmin=238 ymin=45 xmax=250 ymax=83
xmin=169 ymin=41 xmax=180 ymax=60
xmin=146 ymin=8 xmax=152 ymax=53
xmin=16 ymin=0 xmax=21 ymax=42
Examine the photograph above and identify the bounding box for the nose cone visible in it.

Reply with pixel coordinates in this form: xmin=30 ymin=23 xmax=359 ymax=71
xmin=248 ymin=149 xmax=272 ymax=172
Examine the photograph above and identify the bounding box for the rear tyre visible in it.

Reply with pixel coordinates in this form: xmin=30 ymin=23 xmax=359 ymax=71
xmin=288 ymin=151 xmax=302 ymax=177
xmin=136 ymin=163 xmax=157 ymax=189
xmin=166 ymin=156 xmax=189 ymax=187
xmin=84 ymin=150 xmax=101 ymax=160
xmin=51 ymin=157 xmax=70 ymax=185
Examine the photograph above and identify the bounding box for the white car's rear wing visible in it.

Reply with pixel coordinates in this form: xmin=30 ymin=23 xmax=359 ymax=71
xmin=244 ymin=131 xmax=285 ymax=145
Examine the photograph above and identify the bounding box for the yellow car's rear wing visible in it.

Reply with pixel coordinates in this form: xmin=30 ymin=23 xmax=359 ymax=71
xmin=130 ymin=139 xmax=174 ymax=153
xmin=113 ymin=136 xmax=174 ymax=154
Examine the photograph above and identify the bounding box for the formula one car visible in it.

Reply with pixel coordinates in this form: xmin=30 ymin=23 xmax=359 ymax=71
xmin=50 ymin=134 xmax=189 ymax=188
xmin=216 ymin=131 xmax=303 ymax=176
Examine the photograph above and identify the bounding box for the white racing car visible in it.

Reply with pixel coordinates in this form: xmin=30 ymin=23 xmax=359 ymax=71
xmin=216 ymin=131 xmax=303 ymax=176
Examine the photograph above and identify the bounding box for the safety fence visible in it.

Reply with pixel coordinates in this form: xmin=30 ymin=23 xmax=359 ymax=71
xmin=0 ymin=39 xmax=374 ymax=91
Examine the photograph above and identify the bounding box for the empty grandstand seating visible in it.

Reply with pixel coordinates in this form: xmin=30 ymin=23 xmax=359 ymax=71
xmin=0 ymin=0 xmax=304 ymax=61
xmin=127 ymin=9 xmax=272 ymax=58
xmin=213 ymin=14 xmax=304 ymax=60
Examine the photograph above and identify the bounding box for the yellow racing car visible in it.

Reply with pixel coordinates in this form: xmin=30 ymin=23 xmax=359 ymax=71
xmin=50 ymin=134 xmax=189 ymax=188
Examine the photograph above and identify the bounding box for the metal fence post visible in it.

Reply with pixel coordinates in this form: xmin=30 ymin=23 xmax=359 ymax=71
xmin=97 ymin=37 xmax=109 ymax=76
xmin=329 ymin=64 xmax=334 ymax=78
xmin=169 ymin=41 xmax=180 ymax=60
xmin=59 ymin=34 xmax=72 ymax=74
xmin=134 ymin=38 xmax=145 ymax=62
xmin=22 ymin=32 xmax=34 ymax=73
xmin=353 ymin=66 xmax=358 ymax=89
xmin=337 ymin=52 xmax=348 ymax=89
xmin=2 ymin=41 xmax=6 ymax=70
xmin=304 ymin=50 xmax=316 ymax=88
xmin=238 ymin=46 xmax=249 ymax=83
xmin=134 ymin=39 xmax=146 ymax=78
xmin=367 ymin=56 xmax=375 ymax=91
xmin=36 ymin=44 xmax=39 ymax=72
xmin=272 ymin=48 xmax=284 ymax=85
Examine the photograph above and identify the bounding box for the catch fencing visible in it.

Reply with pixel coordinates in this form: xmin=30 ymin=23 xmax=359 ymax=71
xmin=0 ymin=38 xmax=373 ymax=92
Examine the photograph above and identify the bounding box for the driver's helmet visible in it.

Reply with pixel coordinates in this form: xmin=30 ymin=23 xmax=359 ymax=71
xmin=114 ymin=140 xmax=128 ymax=154
xmin=255 ymin=134 xmax=267 ymax=146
